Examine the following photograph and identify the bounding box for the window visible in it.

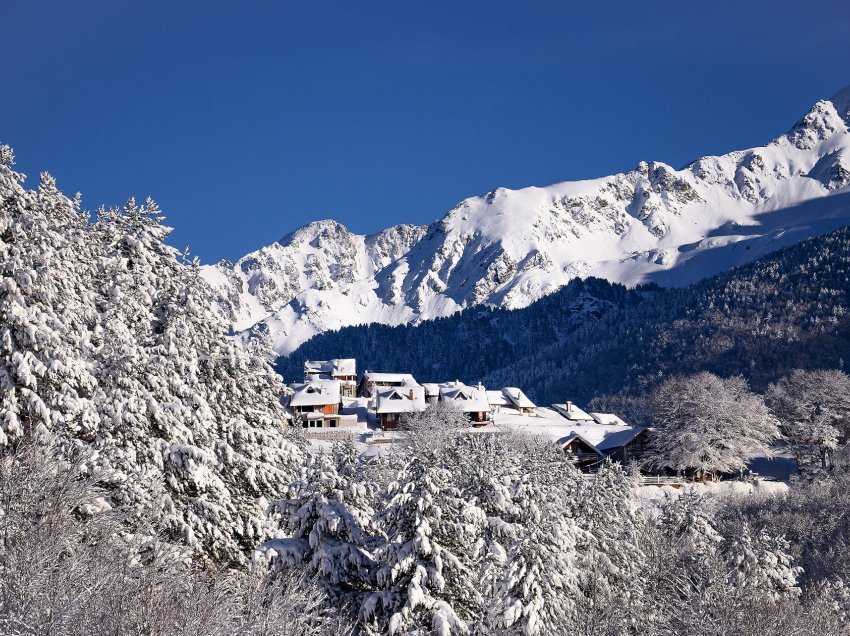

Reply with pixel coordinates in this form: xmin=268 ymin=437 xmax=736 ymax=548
xmin=328 ymin=419 xmax=338 ymax=428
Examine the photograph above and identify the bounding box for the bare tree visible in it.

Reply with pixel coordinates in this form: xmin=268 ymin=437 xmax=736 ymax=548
xmin=398 ymin=400 xmax=472 ymax=454
xmin=644 ymin=373 xmax=780 ymax=479
xmin=765 ymin=369 xmax=850 ymax=470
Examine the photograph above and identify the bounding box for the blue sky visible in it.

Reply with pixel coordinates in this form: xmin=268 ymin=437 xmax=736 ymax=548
xmin=3 ymin=1 xmax=849 ymax=263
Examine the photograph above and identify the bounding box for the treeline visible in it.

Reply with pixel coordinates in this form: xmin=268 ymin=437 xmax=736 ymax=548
xmin=261 ymin=406 xmax=850 ymax=635
xmin=0 ymin=143 xmax=304 ymax=563
xmin=279 ymin=225 xmax=850 ymax=418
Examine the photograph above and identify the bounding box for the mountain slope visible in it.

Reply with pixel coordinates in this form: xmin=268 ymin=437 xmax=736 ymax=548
xmin=279 ymin=223 xmax=850 ymax=423
xmin=204 ymin=87 xmax=850 ymax=355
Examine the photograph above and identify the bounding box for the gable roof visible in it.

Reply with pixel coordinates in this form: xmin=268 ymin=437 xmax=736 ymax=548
xmin=288 ymin=379 xmax=341 ymax=407
xmin=596 ymin=427 xmax=648 ymax=452
xmin=376 ymin=385 xmax=427 ymax=414
xmin=304 ymin=358 xmax=356 ymax=378
xmin=552 ymin=402 xmax=595 ymax=422
xmin=363 ymin=372 xmax=417 ymax=386
xmin=503 ymin=387 xmax=536 ymax=410
xmin=590 ymin=412 xmax=629 ymax=427
xmin=486 ymin=390 xmax=511 ymax=407
xmin=555 ymin=432 xmax=602 ymax=455
xmin=439 ymin=382 xmax=489 ymax=413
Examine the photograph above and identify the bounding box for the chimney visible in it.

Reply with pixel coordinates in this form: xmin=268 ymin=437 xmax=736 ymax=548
xmin=409 ymin=389 xmax=414 ymax=400
xmin=566 ymin=401 xmax=573 ymax=413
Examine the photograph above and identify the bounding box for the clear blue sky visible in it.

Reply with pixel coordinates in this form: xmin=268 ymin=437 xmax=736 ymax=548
xmin=3 ymin=1 xmax=849 ymax=263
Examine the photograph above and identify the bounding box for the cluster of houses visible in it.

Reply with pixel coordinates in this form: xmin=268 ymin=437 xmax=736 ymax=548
xmin=284 ymin=358 xmax=650 ymax=470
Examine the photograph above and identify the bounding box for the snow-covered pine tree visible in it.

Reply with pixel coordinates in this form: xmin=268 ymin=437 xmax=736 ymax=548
xmin=361 ymin=451 xmax=484 ymax=635
xmin=487 ymin=441 xmax=586 ymax=635
xmin=1 ymin=144 xmax=305 ymax=564
xmin=0 ymin=148 xmax=98 ymax=447
xmin=724 ymin=524 xmax=802 ymax=601
xmin=264 ymin=442 xmax=378 ymax=602
xmin=572 ymin=461 xmax=650 ymax=633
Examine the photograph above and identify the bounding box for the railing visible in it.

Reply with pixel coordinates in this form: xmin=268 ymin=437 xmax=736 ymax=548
xmin=641 ymin=475 xmax=686 ymax=486
xmin=302 ymin=429 xmax=355 ymax=442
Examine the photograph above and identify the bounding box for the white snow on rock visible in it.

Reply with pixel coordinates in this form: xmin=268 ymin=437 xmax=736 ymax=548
xmin=203 ymin=88 xmax=850 ymax=355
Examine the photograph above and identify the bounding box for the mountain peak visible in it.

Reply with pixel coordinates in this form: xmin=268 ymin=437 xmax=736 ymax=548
xmin=279 ymin=218 xmax=351 ymax=245
xmin=203 ymin=88 xmax=850 ymax=356
xmin=830 ymin=85 xmax=850 ymax=124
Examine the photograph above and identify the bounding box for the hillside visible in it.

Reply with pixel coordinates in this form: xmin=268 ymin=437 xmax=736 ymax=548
xmin=207 ymin=87 xmax=850 ymax=355
xmin=279 ymin=223 xmax=850 ymax=418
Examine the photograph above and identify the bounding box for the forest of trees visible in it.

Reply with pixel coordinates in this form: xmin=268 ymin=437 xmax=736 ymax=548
xmin=4 ymin=140 xmax=850 ymax=635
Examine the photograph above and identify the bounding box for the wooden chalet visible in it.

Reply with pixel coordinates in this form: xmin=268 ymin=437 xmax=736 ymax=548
xmin=597 ymin=427 xmax=651 ymax=464
xmin=375 ymin=385 xmax=427 ymax=430
xmin=304 ymin=359 xmax=357 ymax=397
xmin=358 ymin=372 xmax=418 ymax=399
xmin=287 ymin=379 xmax=344 ymax=428
xmin=556 ymin=432 xmax=604 ymax=468
xmin=438 ymin=381 xmax=491 ymax=426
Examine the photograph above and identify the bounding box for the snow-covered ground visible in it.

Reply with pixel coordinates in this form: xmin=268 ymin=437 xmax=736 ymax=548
xmin=205 ymin=88 xmax=850 ymax=355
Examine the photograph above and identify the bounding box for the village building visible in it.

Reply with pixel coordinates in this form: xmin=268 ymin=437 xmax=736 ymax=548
xmin=502 ymin=387 xmax=536 ymax=415
xmin=438 ymin=381 xmax=491 ymax=426
xmin=552 ymin=401 xmax=596 ymax=423
xmin=287 ymin=379 xmax=355 ymax=428
xmin=486 ymin=390 xmax=512 ymax=413
xmin=357 ymin=371 xmax=418 ymax=398
xmin=304 ymin=359 xmax=357 ymax=397
xmin=422 ymin=383 xmax=441 ymax=405
xmin=596 ymin=427 xmax=651 ymax=463
xmin=375 ymin=384 xmax=427 ymax=430
xmin=487 ymin=387 xmax=537 ymax=415
xmin=590 ymin=412 xmax=630 ymax=427
xmin=556 ymin=432 xmax=604 ymax=468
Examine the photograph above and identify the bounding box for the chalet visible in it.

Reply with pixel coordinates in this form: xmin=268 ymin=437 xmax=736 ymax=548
xmin=552 ymin=401 xmax=596 ymax=424
xmin=375 ymin=384 xmax=427 ymax=430
xmin=438 ymin=381 xmax=491 ymax=426
xmin=304 ymin=359 xmax=357 ymax=397
xmin=358 ymin=372 xmax=418 ymax=399
xmin=502 ymin=387 xmax=536 ymax=415
xmin=486 ymin=390 xmax=512 ymax=413
xmin=590 ymin=412 xmax=630 ymax=427
xmin=487 ymin=387 xmax=537 ymax=415
xmin=287 ymin=379 xmax=346 ymax=428
xmin=556 ymin=432 xmax=603 ymax=468
xmin=597 ymin=427 xmax=651 ymax=464
xmin=422 ymin=383 xmax=441 ymax=405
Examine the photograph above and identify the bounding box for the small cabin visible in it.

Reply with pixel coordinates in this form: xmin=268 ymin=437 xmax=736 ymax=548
xmin=597 ymin=427 xmax=651 ymax=464
xmin=375 ymin=385 xmax=427 ymax=430
xmin=304 ymin=359 xmax=357 ymax=397
xmin=438 ymin=381 xmax=491 ymax=426
xmin=287 ymin=379 xmax=342 ymax=428
xmin=358 ymin=372 xmax=418 ymax=399
xmin=556 ymin=432 xmax=603 ymax=468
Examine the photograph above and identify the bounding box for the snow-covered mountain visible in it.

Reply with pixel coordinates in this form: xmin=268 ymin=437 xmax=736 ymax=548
xmin=203 ymin=87 xmax=850 ymax=355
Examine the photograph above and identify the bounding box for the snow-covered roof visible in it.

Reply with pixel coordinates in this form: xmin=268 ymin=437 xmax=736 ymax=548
xmin=596 ymin=427 xmax=648 ymax=451
xmin=376 ymin=385 xmax=427 ymax=414
xmin=502 ymin=387 xmax=536 ymax=410
xmin=552 ymin=402 xmax=595 ymax=422
xmin=486 ymin=390 xmax=511 ymax=407
xmin=590 ymin=412 xmax=629 ymax=427
xmin=363 ymin=372 xmax=417 ymax=386
xmin=304 ymin=358 xmax=356 ymax=378
xmin=493 ymin=407 xmax=634 ymax=447
xmin=439 ymin=382 xmax=489 ymax=413
xmin=288 ymin=379 xmax=341 ymax=407
xmin=422 ymin=383 xmax=441 ymax=397
xmin=555 ymin=432 xmax=602 ymax=455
